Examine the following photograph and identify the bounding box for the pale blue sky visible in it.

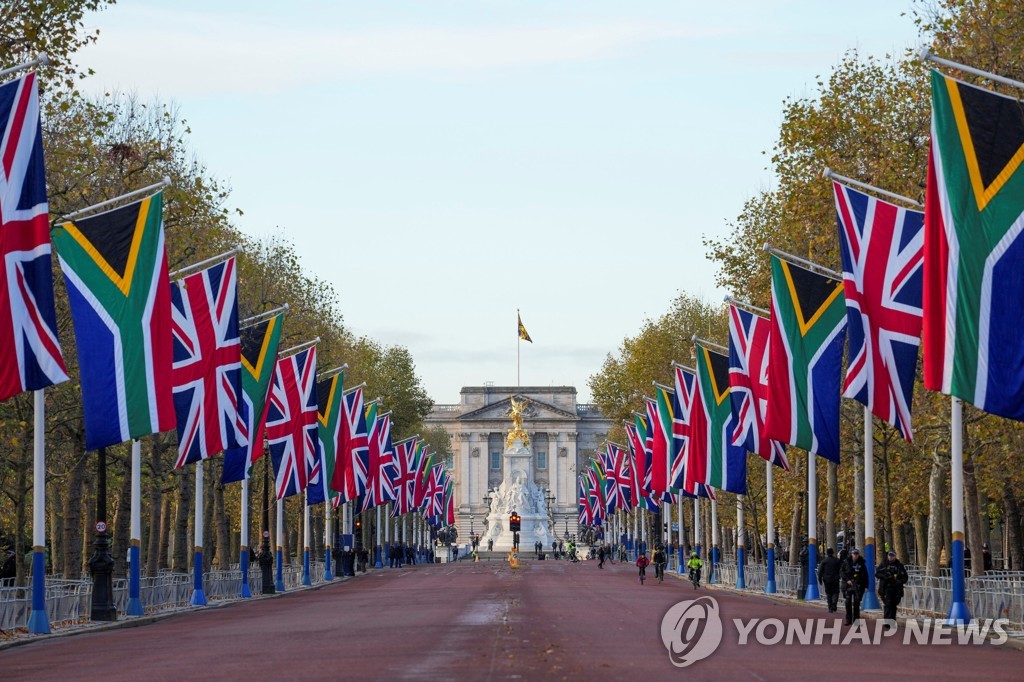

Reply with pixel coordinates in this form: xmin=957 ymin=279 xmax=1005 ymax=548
xmin=77 ymin=1 xmax=922 ymax=403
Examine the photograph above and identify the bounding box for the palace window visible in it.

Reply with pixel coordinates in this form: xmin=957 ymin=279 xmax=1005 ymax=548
xmin=534 ymin=433 xmax=549 ymax=470
xmin=490 ymin=451 xmax=501 ymax=469
xmin=537 ymin=450 xmax=547 ymax=470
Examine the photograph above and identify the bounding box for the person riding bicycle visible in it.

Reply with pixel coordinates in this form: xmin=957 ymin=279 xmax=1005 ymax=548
xmin=652 ymin=545 xmax=667 ymax=579
xmin=636 ymin=551 xmax=650 ymax=581
xmin=686 ymin=551 xmax=703 ymax=584
xmin=567 ymin=541 xmax=578 ymax=562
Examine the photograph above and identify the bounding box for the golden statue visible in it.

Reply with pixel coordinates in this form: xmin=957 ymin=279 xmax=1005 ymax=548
xmin=505 ymin=396 xmax=531 ymax=448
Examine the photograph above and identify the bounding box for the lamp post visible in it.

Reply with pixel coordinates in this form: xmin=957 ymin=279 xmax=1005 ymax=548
xmin=89 ymin=447 xmax=116 ymax=621
xmin=259 ymin=454 xmax=275 ymax=594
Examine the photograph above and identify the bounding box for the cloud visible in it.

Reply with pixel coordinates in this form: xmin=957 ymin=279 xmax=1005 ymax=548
xmin=77 ymin=7 xmax=724 ymax=95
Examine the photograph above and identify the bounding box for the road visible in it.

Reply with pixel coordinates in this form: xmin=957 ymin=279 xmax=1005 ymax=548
xmin=5 ymin=557 xmax=1022 ymax=680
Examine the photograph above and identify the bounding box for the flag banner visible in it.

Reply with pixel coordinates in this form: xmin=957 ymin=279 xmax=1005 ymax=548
xmin=389 ymin=437 xmax=419 ymax=517
xmin=649 ymin=391 xmax=672 ymax=496
xmin=267 ymin=346 xmax=319 ymax=499
xmin=443 ymin=478 xmax=455 ymax=525
xmin=671 ymin=366 xmax=698 ymax=491
xmin=413 ymin=445 xmax=433 ymax=511
xmin=358 ymin=413 xmax=396 ymax=511
xmin=834 ymin=181 xmax=924 ymax=440
xmin=692 ymin=344 xmax=747 ymax=494
xmin=222 ymin=314 xmax=283 ymax=484
xmin=765 ymin=255 xmax=847 ymax=462
xmin=624 ymin=424 xmax=643 ymax=508
xmin=329 ymin=385 xmax=369 ymax=502
xmin=52 ymin=192 xmax=174 ymax=450
xmin=308 ymin=370 xmax=344 ymax=507
xmin=0 ymin=71 xmax=68 ymax=401
xmin=422 ymin=465 xmax=446 ymax=519
xmin=517 ymin=312 xmax=532 ymax=342
xmin=577 ymin=478 xmax=590 ymax=525
xmin=587 ymin=467 xmax=605 ymax=522
xmin=728 ymin=305 xmax=789 ymax=469
xmin=171 ymin=257 xmax=244 ymax=467
xmin=922 ymin=70 xmax=1024 ymax=420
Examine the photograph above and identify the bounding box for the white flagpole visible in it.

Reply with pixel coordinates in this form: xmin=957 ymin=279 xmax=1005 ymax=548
xmin=0 ymin=53 xmax=50 ymax=80
xmin=57 ymin=177 xmax=171 ymax=223
xmin=191 ymin=460 xmax=207 ymax=605
xmin=324 ymin=497 xmax=334 ymax=580
xmin=948 ymin=397 xmax=971 ymax=622
xmin=275 ymin=498 xmax=285 ymax=591
xmin=677 ymin=496 xmax=684 ymax=574
xmin=736 ymin=495 xmax=746 ymax=588
xmin=711 ymin=499 xmax=719 ymax=583
xmin=126 ymin=440 xmax=143 ymax=615
xmin=28 ymin=390 xmax=49 ymax=634
xmin=805 ymin=453 xmax=820 ymax=600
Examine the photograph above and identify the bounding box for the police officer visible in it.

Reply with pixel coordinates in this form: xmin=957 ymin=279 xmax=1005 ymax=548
xmin=876 ymin=550 xmax=909 ymax=620
xmin=841 ymin=547 xmax=869 ymax=625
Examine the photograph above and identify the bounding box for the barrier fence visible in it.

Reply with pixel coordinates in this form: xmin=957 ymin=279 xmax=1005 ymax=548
xmin=712 ymin=560 xmax=1024 ymax=631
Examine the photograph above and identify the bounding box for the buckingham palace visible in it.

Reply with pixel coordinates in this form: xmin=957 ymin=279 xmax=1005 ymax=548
xmin=423 ymin=385 xmax=612 ymax=543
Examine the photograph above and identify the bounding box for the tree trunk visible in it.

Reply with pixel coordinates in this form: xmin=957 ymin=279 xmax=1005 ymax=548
xmin=926 ymin=448 xmax=946 ymax=576
xmin=112 ymin=457 xmax=132 ymax=579
xmin=158 ymin=494 xmax=173 ymax=570
xmin=81 ymin=466 xmax=95 ymax=578
xmin=914 ymin=513 xmax=928 ymax=566
xmin=61 ymin=450 xmax=87 ymax=579
xmin=826 ymin=460 xmax=837 ymax=553
xmin=881 ymin=442 xmax=895 ymax=556
xmin=48 ymin=478 xmax=61 ymax=577
xmin=172 ymin=466 xmax=192 ymax=572
xmin=14 ymin=442 xmax=29 ymax=586
xmin=214 ymin=462 xmax=229 ymax=569
xmin=146 ymin=438 xmax=165 ymax=578
xmin=203 ymin=464 xmax=215 ymax=571
xmin=893 ymin=521 xmax=908 ymax=565
xmin=963 ymin=446 xmax=986 ymax=575
xmin=1004 ymin=480 xmax=1023 ymax=571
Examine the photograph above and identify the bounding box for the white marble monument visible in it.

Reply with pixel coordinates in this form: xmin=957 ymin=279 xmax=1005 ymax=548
xmin=481 ymin=398 xmax=555 ymax=552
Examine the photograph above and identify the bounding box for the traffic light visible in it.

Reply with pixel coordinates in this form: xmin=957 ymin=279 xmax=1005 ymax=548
xmin=509 ymin=513 xmax=521 ymax=532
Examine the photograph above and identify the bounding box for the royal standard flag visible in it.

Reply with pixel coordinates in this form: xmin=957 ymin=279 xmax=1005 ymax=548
xmin=52 ymin=193 xmax=174 ymax=450
xmin=222 ymin=314 xmax=283 ymax=483
xmin=923 ymin=70 xmax=1024 ymax=420
xmin=765 ymin=256 xmax=847 ymax=462
xmin=517 ymin=312 xmax=532 ymax=342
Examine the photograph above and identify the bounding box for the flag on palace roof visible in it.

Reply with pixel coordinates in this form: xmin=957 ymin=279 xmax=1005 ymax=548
xmin=922 ymin=70 xmax=1024 ymax=421
xmin=728 ymin=305 xmax=789 ymax=469
xmin=764 ymin=256 xmax=847 ymax=462
xmin=267 ymin=346 xmax=319 ymax=499
xmin=517 ymin=311 xmax=532 ymax=342
xmin=834 ymin=181 xmax=923 ymax=440
xmin=171 ymin=257 xmax=244 ymax=467
xmin=52 ymin=192 xmax=174 ymax=450
xmin=0 ymin=71 xmax=68 ymax=401
xmin=690 ymin=343 xmax=746 ymax=495
xmin=222 ymin=313 xmax=283 ymax=483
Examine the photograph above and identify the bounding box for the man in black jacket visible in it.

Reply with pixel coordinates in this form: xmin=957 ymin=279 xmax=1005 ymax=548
xmin=876 ymin=550 xmax=909 ymax=620
xmin=818 ymin=547 xmax=842 ymax=613
xmin=841 ymin=547 xmax=869 ymax=625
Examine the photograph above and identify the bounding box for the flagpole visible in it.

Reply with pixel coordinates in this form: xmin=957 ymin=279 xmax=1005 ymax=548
xmin=805 ymin=452 xmax=820 ymax=600
xmin=920 ymin=48 xmax=1024 ymax=91
xmin=126 ymin=440 xmax=144 ymax=616
xmin=240 ymin=474 xmax=252 ymax=597
xmin=191 ymin=460 xmax=207 ymax=605
xmin=694 ymin=497 xmax=701 ymax=558
xmin=765 ymin=461 xmax=776 ymax=593
xmin=374 ymin=505 xmax=383 ymax=568
xmin=763 ymin=244 xmax=843 ymax=281
xmin=948 ymin=396 xmax=971 ymax=623
xmin=275 ymin=498 xmax=286 ymax=591
xmin=710 ymin=499 xmax=719 ymax=583
xmin=57 ymin=176 xmax=172 ymax=223
xmin=0 ymin=52 xmax=50 ymax=80
xmin=736 ymin=495 xmax=746 ymax=589
xmin=862 ymin=408 xmax=880 ymax=609
xmin=822 ymin=168 xmax=923 ymax=208
xmin=27 ymin=390 xmax=49 ymax=634
xmin=323 ymin=496 xmax=334 ymax=581
xmin=302 ymin=491 xmax=312 ymax=586
xmin=168 ymin=247 xmax=240 ymax=280
xmin=677 ymin=495 xmax=685 ymax=574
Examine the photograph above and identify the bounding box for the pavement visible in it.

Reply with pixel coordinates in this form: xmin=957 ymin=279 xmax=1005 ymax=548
xmin=4 ymin=558 xmax=1022 ymax=681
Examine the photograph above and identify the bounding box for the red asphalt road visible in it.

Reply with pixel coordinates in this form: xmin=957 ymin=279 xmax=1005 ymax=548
xmin=4 ymin=558 xmax=1022 ymax=681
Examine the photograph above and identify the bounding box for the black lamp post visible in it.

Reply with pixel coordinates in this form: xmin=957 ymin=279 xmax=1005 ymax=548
xmin=89 ymin=447 xmax=116 ymax=621
xmin=259 ymin=455 xmax=275 ymax=594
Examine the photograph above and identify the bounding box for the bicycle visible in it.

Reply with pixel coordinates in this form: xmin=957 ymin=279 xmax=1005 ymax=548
xmin=689 ymin=568 xmax=701 ymax=589
xmin=655 ymin=562 xmax=666 ymax=583
xmin=638 ymin=567 xmax=646 ymax=585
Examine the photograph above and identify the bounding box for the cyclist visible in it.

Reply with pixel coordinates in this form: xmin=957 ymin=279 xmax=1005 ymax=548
xmin=686 ymin=551 xmax=704 ymax=588
xmin=636 ymin=550 xmax=650 ymax=584
xmin=652 ymin=545 xmax=667 ymax=582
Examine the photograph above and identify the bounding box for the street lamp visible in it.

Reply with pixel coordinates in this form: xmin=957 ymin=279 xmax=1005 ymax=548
xmin=470 ymin=515 xmax=475 ymax=536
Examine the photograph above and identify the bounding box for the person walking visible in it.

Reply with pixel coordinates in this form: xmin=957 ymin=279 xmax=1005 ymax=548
xmin=841 ymin=547 xmax=869 ymax=625
xmin=818 ymin=547 xmax=842 ymax=613
xmin=598 ymin=545 xmax=607 ymax=569
xmin=876 ymin=550 xmax=909 ymax=620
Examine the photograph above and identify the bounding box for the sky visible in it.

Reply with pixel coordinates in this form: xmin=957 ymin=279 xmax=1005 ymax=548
xmin=75 ymin=1 xmax=923 ymax=404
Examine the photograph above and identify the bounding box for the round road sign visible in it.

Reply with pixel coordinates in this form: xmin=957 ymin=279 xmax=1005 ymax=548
xmin=95 ymin=521 xmax=107 ymax=533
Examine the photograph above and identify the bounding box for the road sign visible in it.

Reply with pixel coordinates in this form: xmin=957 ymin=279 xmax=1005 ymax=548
xmin=95 ymin=521 xmax=107 ymax=533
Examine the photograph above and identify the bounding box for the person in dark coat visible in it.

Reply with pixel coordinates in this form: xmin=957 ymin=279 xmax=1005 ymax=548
xmin=982 ymin=543 xmax=994 ymax=572
xmin=875 ymin=550 xmax=909 ymax=620
xmin=840 ymin=547 xmax=869 ymax=625
xmin=818 ymin=547 xmax=842 ymax=613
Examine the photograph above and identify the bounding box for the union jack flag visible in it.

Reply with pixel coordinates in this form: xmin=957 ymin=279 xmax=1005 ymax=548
xmin=389 ymin=436 xmax=419 ymax=516
xmin=671 ymin=366 xmax=696 ymax=491
xmin=603 ymin=444 xmax=630 ymax=512
xmin=727 ymin=305 xmax=789 ymax=469
xmin=422 ymin=465 xmax=446 ymax=519
xmin=171 ymin=258 xmax=244 ymax=467
xmin=413 ymin=444 xmax=433 ymax=510
xmin=330 ymin=385 xmax=369 ymax=502
xmin=359 ymin=412 xmax=396 ymax=511
xmin=833 ymin=181 xmax=924 ymax=440
xmin=0 ymin=72 xmax=67 ymax=401
xmin=267 ymin=346 xmax=319 ymax=499
xmin=577 ymin=479 xmax=590 ymax=525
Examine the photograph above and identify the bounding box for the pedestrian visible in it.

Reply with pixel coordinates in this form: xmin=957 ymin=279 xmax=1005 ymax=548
xmin=818 ymin=547 xmax=842 ymax=613
xmin=876 ymin=550 xmax=909 ymax=620
xmin=841 ymin=547 xmax=869 ymax=625
xmin=598 ymin=545 xmax=606 ymax=569
xmin=982 ymin=543 xmax=994 ymax=572
xmin=488 ymin=538 xmax=494 ymax=552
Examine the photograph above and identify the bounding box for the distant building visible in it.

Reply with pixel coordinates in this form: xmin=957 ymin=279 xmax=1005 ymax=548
xmin=424 ymin=385 xmax=612 ymax=543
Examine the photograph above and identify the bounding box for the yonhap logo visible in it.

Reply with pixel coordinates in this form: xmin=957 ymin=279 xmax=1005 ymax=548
xmin=660 ymin=596 xmax=723 ymax=668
